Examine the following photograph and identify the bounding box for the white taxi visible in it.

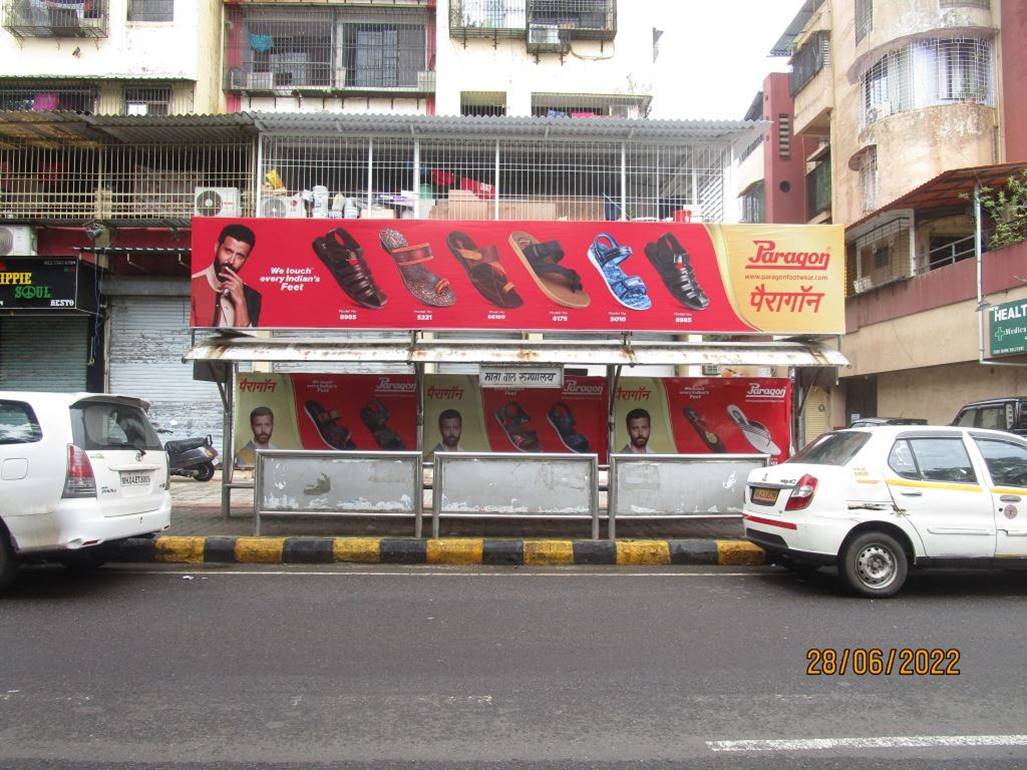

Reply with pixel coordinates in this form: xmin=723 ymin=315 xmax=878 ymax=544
xmin=743 ymin=426 xmax=1027 ymax=597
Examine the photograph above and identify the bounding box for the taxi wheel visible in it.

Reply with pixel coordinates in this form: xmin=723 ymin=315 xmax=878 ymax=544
xmin=0 ymin=530 xmax=18 ymax=589
xmin=839 ymin=531 xmax=908 ymax=598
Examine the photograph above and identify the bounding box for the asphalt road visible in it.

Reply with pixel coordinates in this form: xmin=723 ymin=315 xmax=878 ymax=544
xmin=2 ymin=563 xmax=1027 ymax=769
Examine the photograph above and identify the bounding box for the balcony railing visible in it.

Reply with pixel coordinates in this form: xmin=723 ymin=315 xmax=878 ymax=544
xmin=3 ymin=0 xmax=108 ymax=37
xmin=225 ymin=6 xmax=433 ymax=93
xmin=806 ymin=159 xmax=831 ymax=218
xmin=0 ymin=85 xmax=97 ymax=113
xmin=450 ymin=0 xmax=526 ymax=38
xmin=527 ymin=0 xmax=613 ymax=40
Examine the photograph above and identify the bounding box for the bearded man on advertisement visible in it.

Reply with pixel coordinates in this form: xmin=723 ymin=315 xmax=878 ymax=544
xmin=621 ymin=408 xmax=655 ymax=454
xmin=191 ymin=223 xmax=262 ymax=328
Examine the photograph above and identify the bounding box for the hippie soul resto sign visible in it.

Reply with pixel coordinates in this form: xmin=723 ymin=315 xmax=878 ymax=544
xmin=191 ymin=219 xmax=845 ymax=335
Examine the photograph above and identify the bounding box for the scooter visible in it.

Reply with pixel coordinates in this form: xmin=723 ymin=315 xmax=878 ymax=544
xmin=164 ymin=435 xmax=219 ymax=481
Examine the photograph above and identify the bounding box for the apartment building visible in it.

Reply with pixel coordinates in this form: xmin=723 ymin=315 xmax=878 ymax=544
xmin=0 ymin=0 xmax=757 ymax=443
xmin=756 ymin=0 xmax=1027 ymax=435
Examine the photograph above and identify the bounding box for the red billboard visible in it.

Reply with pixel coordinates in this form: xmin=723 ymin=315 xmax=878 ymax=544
xmin=192 ymin=218 xmax=845 ymax=334
xmin=232 ymin=373 xmax=790 ymax=466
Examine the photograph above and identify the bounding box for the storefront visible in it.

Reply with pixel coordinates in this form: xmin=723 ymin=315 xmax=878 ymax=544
xmin=0 ymin=256 xmax=99 ymax=392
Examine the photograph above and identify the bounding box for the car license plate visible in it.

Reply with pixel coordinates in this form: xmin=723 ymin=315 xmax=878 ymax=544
xmin=120 ymin=472 xmax=151 ymax=487
xmin=751 ymin=487 xmax=779 ymax=504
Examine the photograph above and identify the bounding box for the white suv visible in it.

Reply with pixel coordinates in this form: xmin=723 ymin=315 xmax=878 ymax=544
xmin=0 ymin=392 xmax=172 ymax=586
xmin=743 ymin=426 xmax=1027 ymax=597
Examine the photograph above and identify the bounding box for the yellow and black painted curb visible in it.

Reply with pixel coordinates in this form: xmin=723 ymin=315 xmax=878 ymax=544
xmin=110 ymin=536 xmax=765 ymax=567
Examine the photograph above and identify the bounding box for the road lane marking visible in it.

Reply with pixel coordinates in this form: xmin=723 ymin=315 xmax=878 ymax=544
xmin=707 ymin=735 xmax=1027 ymax=752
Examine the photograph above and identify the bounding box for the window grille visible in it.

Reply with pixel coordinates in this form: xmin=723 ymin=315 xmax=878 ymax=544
xmin=789 ymin=31 xmax=830 ymax=97
xmin=526 ymin=0 xmax=615 ymax=40
xmin=0 ymin=84 xmax=96 ymax=113
xmin=858 ymin=146 xmax=877 ymax=213
xmin=0 ymin=141 xmax=252 ymax=222
xmin=226 ymin=7 xmax=430 ymax=92
xmin=855 ymin=0 xmax=872 ymax=44
xmin=450 ymin=0 xmax=526 ymax=37
xmin=939 ymin=0 xmax=989 ymax=8
xmin=530 ymin=92 xmax=650 ymax=119
xmin=806 ymin=158 xmax=831 ymax=218
xmin=854 ymin=216 xmax=911 ymax=288
xmin=461 ymin=92 xmax=507 ymax=117
xmin=739 ymin=181 xmax=764 ymax=224
xmin=860 ymin=37 xmax=992 ymax=126
xmin=2 ymin=0 xmax=108 ymax=37
xmin=123 ymin=85 xmax=172 ymax=116
xmin=127 ymin=0 xmax=172 ymax=22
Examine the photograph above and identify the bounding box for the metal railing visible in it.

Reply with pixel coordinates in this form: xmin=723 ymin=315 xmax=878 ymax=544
xmin=224 ymin=6 xmax=431 ymax=92
xmin=2 ymin=0 xmax=108 ymax=37
xmin=450 ymin=0 xmax=526 ymax=37
xmin=916 ymin=233 xmax=976 ymax=274
xmin=527 ymin=0 xmax=615 ymax=40
xmin=0 ymin=84 xmax=96 ymax=113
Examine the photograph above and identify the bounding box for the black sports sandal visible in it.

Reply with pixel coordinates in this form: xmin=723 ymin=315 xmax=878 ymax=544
xmin=644 ymin=232 xmax=710 ymax=310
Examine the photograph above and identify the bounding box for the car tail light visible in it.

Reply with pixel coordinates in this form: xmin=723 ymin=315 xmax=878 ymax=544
xmin=63 ymin=444 xmax=97 ymax=499
xmin=785 ymin=474 xmax=818 ymax=511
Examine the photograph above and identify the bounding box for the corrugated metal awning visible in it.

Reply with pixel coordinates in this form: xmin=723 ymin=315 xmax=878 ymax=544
xmin=75 ymin=246 xmax=190 ymax=254
xmin=183 ymin=335 xmax=849 ymax=368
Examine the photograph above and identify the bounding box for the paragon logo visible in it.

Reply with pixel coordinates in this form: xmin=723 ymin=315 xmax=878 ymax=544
xmin=238 ymin=378 xmax=278 ymax=393
xmin=564 ymin=379 xmax=603 ymax=396
xmin=747 ymin=383 xmax=788 ymax=400
xmin=616 ymin=386 xmax=651 ymax=402
xmin=375 ymin=376 xmax=416 ymax=394
xmin=745 ymin=240 xmax=830 ymax=271
xmin=428 ymin=385 xmax=464 ymax=400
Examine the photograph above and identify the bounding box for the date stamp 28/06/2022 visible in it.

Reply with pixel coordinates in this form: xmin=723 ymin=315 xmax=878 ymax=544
xmin=806 ymin=648 xmax=960 ymax=676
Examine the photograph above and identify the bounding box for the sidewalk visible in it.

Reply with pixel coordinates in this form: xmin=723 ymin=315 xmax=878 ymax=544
xmin=114 ymin=473 xmax=766 ymax=567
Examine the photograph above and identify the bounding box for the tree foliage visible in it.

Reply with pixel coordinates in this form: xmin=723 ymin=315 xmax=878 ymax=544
xmin=969 ymin=170 xmax=1027 ymax=249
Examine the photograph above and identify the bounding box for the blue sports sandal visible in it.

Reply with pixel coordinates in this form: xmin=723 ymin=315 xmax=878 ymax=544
xmin=587 ymin=233 xmax=652 ymax=311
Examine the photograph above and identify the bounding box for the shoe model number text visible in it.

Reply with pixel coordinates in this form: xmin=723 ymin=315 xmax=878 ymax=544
xmin=609 ymin=313 xmax=627 ymax=323
xmin=806 ymin=647 xmax=960 ymax=676
xmin=338 ymin=311 xmax=357 ymax=321
xmin=487 ymin=312 xmax=506 ymax=321
xmin=50 ymin=299 xmax=75 ymax=307
xmin=550 ymin=313 xmax=568 ymax=323
xmin=674 ymin=315 xmax=693 ymax=324
xmin=416 ymin=311 xmax=433 ymax=322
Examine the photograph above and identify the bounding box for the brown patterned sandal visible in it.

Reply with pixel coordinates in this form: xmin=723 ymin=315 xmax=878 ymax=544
xmin=379 ymin=228 xmax=456 ymax=307
xmin=312 ymin=228 xmax=387 ymax=309
xmin=446 ymin=230 xmax=523 ymax=309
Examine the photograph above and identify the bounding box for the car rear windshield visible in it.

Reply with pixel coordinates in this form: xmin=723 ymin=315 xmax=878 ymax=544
xmin=70 ymin=401 xmax=163 ymax=451
xmin=787 ymin=431 xmax=871 ymax=466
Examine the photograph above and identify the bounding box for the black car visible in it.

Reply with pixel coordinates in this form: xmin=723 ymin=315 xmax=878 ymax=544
xmin=952 ymin=398 xmax=1027 ymax=436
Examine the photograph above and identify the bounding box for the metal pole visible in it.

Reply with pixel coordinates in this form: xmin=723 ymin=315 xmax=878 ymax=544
xmin=221 ymin=362 xmax=235 ymax=519
xmin=608 ymin=455 xmax=616 ymax=541
xmin=254 ymin=136 xmax=264 ymax=216
xmin=606 ymin=363 xmax=621 ymax=464
xmin=620 ymin=142 xmax=627 ymax=221
xmin=413 ymin=137 xmax=421 ymax=219
xmin=415 ymin=361 xmax=425 ymax=538
xmin=367 ymin=138 xmax=374 ymax=211
xmin=494 ymin=139 xmax=501 ymax=221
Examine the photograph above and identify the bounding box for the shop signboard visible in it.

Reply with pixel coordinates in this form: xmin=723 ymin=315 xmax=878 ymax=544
xmin=232 ymin=373 xmax=791 ymax=466
xmin=989 ymin=298 xmax=1027 ymax=357
xmin=0 ymin=257 xmax=97 ymax=312
xmin=192 ymin=219 xmax=845 ymax=334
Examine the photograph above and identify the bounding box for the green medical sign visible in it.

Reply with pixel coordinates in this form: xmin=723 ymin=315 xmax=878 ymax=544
xmin=990 ymin=298 xmax=1027 ymax=356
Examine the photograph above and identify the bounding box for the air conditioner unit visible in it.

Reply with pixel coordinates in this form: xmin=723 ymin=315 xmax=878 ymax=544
xmin=260 ymin=194 xmax=306 ymax=219
xmin=0 ymin=225 xmax=37 ymax=257
xmin=528 ymin=23 xmax=561 ymax=45
xmin=194 ymin=187 xmax=240 ymax=218
xmin=854 ymin=276 xmax=874 ymax=293
xmin=230 ymin=70 xmax=273 ymax=90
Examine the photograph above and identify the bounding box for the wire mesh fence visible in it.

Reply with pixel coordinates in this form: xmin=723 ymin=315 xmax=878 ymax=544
xmin=2 ymin=0 xmax=109 ymax=37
